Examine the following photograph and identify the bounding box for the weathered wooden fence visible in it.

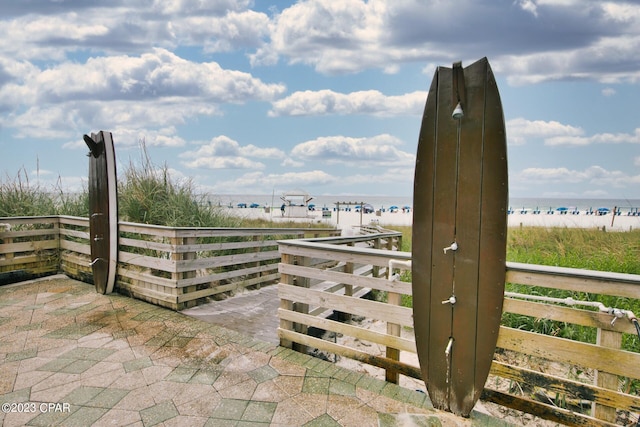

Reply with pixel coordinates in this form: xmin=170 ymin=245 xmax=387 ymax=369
xmin=277 ymin=237 xmax=640 ymax=427
xmin=0 ymin=215 xmax=340 ymax=310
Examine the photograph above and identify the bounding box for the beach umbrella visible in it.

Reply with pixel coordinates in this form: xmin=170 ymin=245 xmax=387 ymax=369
xmin=556 ymin=207 xmax=568 ymax=212
xmin=389 ymin=205 xmax=398 ymax=210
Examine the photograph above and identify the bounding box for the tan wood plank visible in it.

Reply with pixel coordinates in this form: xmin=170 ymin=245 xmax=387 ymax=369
xmin=497 ymin=326 xmax=640 ymax=379
xmin=278 ymin=283 xmax=413 ymax=326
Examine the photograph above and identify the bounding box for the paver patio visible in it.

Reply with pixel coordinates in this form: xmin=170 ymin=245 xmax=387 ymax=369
xmin=0 ymin=275 xmax=509 ymax=426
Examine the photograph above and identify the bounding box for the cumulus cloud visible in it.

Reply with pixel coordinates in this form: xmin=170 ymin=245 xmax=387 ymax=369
xmin=519 ymin=165 xmax=637 ymax=187
xmin=269 ymin=89 xmax=426 ymax=117
xmin=545 ymin=128 xmax=640 ymax=146
xmin=211 ymin=170 xmax=337 ymax=193
xmin=253 ymin=0 xmax=640 ymax=83
xmin=291 ymin=134 xmax=414 ymax=166
xmin=506 ymin=118 xmax=584 ymax=146
xmin=24 ymin=48 xmax=284 ymax=104
xmin=0 ymin=49 xmax=285 ymax=141
xmin=179 ymin=135 xmax=286 ymax=170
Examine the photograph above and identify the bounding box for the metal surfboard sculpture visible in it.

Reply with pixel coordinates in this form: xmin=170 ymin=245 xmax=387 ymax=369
xmin=412 ymin=57 xmax=508 ymax=416
xmin=84 ymin=131 xmax=118 ymax=294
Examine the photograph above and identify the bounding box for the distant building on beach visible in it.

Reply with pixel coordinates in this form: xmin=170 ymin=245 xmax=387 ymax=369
xmin=280 ymin=190 xmax=313 ymax=218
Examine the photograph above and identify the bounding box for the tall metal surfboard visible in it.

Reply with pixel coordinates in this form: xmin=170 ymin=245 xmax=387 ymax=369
xmin=412 ymin=57 xmax=508 ymax=416
xmin=84 ymin=131 xmax=118 ymax=295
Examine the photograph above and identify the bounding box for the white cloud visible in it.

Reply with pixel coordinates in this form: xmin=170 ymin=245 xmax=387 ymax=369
xmin=211 ymin=170 xmax=337 ymax=193
xmin=182 ymin=157 xmax=265 ymax=170
xmin=506 ymin=118 xmax=583 ymax=145
xmin=291 ymin=134 xmax=414 ymax=166
xmin=601 ymin=87 xmax=616 ymax=97
xmin=545 ymin=128 xmax=640 ymax=146
xmin=269 ymin=89 xmax=426 ymax=117
xmin=1 ymin=49 xmax=285 ymax=140
xmin=26 ymin=48 xmax=285 ymax=104
xmin=518 ymin=165 xmax=638 ymax=187
xmin=180 ymin=135 xmax=286 ymax=170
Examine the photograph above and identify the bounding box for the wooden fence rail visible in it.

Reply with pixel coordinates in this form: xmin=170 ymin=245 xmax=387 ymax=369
xmin=0 ymin=215 xmax=340 ymax=310
xmin=277 ymin=238 xmax=640 ymax=427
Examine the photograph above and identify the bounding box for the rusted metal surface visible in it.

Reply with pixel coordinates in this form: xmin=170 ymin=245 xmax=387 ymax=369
xmin=84 ymin=131 xmax=118 ymax=294
xmin=412 ymin=57 xmax=508 ymax=416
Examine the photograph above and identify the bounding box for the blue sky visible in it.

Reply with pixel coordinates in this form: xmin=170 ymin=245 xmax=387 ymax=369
xmin=1 ymin=0 xmax=639 ymax=199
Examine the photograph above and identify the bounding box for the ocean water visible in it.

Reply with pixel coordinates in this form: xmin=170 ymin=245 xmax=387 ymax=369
xmin=207 ymin=194 xmax=640 ymax=215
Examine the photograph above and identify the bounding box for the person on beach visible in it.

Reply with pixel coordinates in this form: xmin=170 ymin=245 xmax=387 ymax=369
xmin=281 ymin=203 xmax=286 ymax=217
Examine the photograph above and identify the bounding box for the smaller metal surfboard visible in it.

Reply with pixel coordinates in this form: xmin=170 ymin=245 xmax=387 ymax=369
xmin=84 ymin=131 xmax=118 ymax=294
xmin=412 ymin=58 xmax=508 ymax=416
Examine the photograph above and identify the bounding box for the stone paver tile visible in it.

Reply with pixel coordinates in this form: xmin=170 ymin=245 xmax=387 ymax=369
xmin=109 ymin=369 xmax=147 ymax=390
xmin=218 ymin=378 xmax=258 ymax=400
xmin=147 ymin=380 xmax=190 ymax=404
xmin=211 ymin=398 xmax=249 ymax=421
xmin=0 ymin=387 xmax=31 ymax=405
xmin=251 ymin=380 xmax=290 ymax=403
xmin=54 ymin=406 xmax=108 ymax=427
xmin=190 ymin=366 xmax=224 ymax=385
xmin=3 ymin=411 xmax=41 ymax=427
xmin=366 ymin=394 xmax=408 ymax=414
xmin=272 ymin=375 xmax=304 ymax=397
xmin=87 ymin=388 xmax=130 ymax=409
xmin=329 ymin=378 xmax=356 ymax=396
xmin=122 ymin=357 xmax=153 ymax=373
xmin=241 ymin=401 xmax=277 ymax=423
xmin=176 ymin=389 xmax=222 ymax=418
xmin=0 ymin=364 xmax=18 ymax=394
xmin=165 ymin=366 xmax=198 ymax=383
xmin=304 ymin=413 xmax=342 ymax=427
xmin=63 ymin=385 xmax=104 ymax=405
xmin=291 ymin=392 xmax=328 ymax=418
xmin=13 ymin=369 xmax=53 ymax=391
xmin=204 ymin=418 xmax=238 ymax=427
xmin=302 ymin=376 xmax=330 ymax=394
xmin=37 ymin=358 xmax=75 ymax=372
xmin=30 ymin=376 xmax=84 ymax=403
xmin=25 ymin=406 xmax=73 ymax=427
xmin=6 ymin=348 xmax=37 ymax=362
xmin=113 ymin=386 xmax=156 ymax=411
xmin=93 ymin=408 xmax=143 ymax=427
xmin=326 ymin=394 xmax=366 ymax=422
xmin=247 ymin=364 xmax=279 ymax=384
xmin=141 ymin=364 xmax=174 ymax=385
xmin=165 ymin=335 xmax=193 ymax=347
xmin=334 ymin=400 xmax=380 ymax=427
xmin=163 ymin=415 xmax=209 ymax=427
xmin=269 ymin=356 xmax=307 ymax=376
xmin=213 ymin=370 xmax=251 ymax=391
xmin=60 ymin=359 xmax=99 ymax=374
xmin=140 ymin=401 xmax=179 ymax=426
xmin=271 ymin=397 xmax=314 ymax=426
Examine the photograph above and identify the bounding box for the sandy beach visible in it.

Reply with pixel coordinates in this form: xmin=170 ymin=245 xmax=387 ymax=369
xmin=227 ymin=206 xmax=639 ymax=233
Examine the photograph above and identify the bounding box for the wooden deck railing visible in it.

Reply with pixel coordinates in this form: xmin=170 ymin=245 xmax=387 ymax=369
xmin=0 ymin=215 xmax=340 ymax=310
xmin=277 ymin=237 xmax=640 ymax=427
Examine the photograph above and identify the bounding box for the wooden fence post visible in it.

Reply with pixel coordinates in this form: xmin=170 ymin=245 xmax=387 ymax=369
xmin=592 ymin=327 xmax=621 ymax=422
xmin=292 ymin=255 xmax=310 ymax=354
xmin=386 ymin=289 xmax=401 ymax=384
xmin=174 ymin=236 xmax=197 ymax=310
xmin=279 ymin=253 xmax=295 ymax=349
xmin=337 ymin=242 xmax=354 ymax=322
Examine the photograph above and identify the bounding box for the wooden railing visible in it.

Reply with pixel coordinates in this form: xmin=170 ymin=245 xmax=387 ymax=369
xmin=277 ymin=237 xmax=640 ymax=426
xmin=0 ymin=215 xmax=340 ymax=310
